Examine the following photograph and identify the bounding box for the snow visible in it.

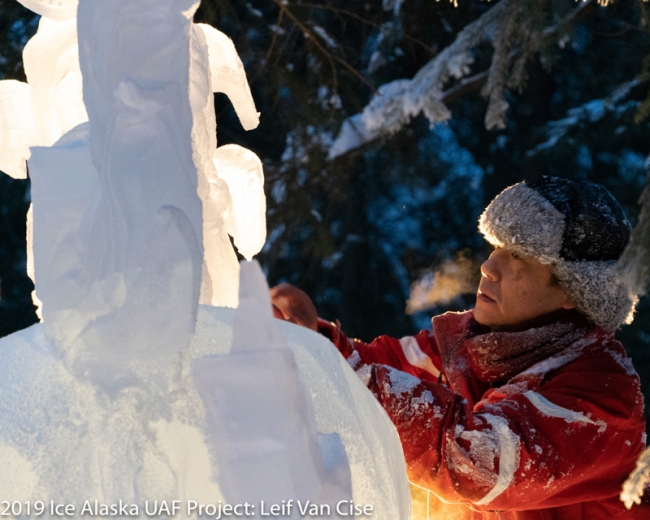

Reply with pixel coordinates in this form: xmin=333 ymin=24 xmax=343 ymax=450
xmin=0 ymin=1 xmax=411 ymax=518
xmin=313 ymin=26 xmax=337 ymax=49
xmin=346 ymin=350 xmax=362 ymax=370
xmin=327 ymin=113 xmax=378 ymax=160
xmin=605 ymin=347 xmax=638 ymax=377
xmin=355 ymin=365 xmax=373 ymax=387
xmin=473 ymin=414 xmax=520 ymax=506
xmin=527 ymin=84 xmax=641 ymax=159
xmin=458 ymin=429 xmax=498 ymax=474
xmin=328 ymin=0 xmax=509 ymax=158
xmin=522 ymin=337 xmax=596 ymax=378
xmin=411 ymin=391 xmax=434 ymax=409
xmin=387 ymin=366 xmax=421 ymax=395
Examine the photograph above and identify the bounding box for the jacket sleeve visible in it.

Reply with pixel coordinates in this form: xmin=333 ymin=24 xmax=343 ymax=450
xmin=364 ymin=347 xmax=646 ymax=512
xmin=317 ymin=318 xmax=443 ymax=383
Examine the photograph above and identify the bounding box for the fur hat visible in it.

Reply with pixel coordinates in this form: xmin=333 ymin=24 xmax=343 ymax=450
xmin=479 ymin=176 xmax=636 ymax=331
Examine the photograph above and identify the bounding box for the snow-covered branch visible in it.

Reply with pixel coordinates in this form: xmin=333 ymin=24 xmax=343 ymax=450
xmin=328 ymin=0 xmax=596 ymax=160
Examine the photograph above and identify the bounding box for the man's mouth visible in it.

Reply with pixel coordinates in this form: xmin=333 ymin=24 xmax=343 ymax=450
xmin=477 ymin=289 xmax=496 ymax=303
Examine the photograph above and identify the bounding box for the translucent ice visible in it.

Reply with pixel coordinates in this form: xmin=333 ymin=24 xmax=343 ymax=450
xmin=17 ymin=0 xmax=78 ymax=22
xmin=44 ymin=0 xmax=206 ymax=372
xmin=198 ymin=23 xmax=260 ymax=131
xmin=0 ymin=15 xmax=86 ymax=180
xmin=194 ymin=263 xmax=353 ymax=516
xmin=23 ymin=17 xmax=87 ymax=147
xmin=0 ymin=305 xmax=410 ymax=518
xmin=0 ymin=80 xmax=34 ymax=179
xmin=215 ymin=145 xmax=267 ymax=261
xmin=194 ymin=351 xmax=353 ymax=519
xmin=191 ymin=22 xmax=265 ymax=306
xmin=231 ymin=260 xmax=286 ymax=352
xmin=192 ymin=261 xmax=405 ymax=518
xmin=188 ymin=22 xmax=238 ymax=308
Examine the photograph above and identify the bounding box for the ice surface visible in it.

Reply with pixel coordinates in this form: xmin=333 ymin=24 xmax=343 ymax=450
xmin=215 ymin=145 xmax=267 ymax=261
xmin=194 ymin=347 xmax=354 ymax=519
xmin=0 ymin=15 xmax=86 ymax=180
xmin=41 ymin=0 xmax=205 ymax=375
xmin=0 ymin=306 xmax=410 ymax=518
xmin=17 ymin=0 xmax=78 ymax=22
xmin=30 ymin=131 xmax=203 ymax=380
xmin=189 ymin=21 xmax=240 ymax=309
xmin=209 ymin=259 xmax=355 ymax=519
xmin=0 ymin=80 xmax=34 ymax=179
xmin=23 ymin=17 xmax=87 ymax=147
xmin=230 ymin=261 xmax=285 ymax=352
xmin=191 ymin=23 xmax=264 ymax=305
xmin=198 ymin=23 xmax=260 ymax=131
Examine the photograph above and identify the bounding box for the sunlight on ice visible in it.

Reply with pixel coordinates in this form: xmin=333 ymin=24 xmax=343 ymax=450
xmin=24 ymin=17 xmax=87 ymax=147
xmin=199 ymin=23 xmax=260 ymax=131
xmin=215 ymin=145 xmax=266 ymax=262
xmin=0 ymin=80 xmax=34 ymax=179
xmin=16 ymin=0 xmax=78 ymax=22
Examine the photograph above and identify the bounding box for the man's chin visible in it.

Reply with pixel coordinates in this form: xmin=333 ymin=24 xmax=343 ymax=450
xmin=474 ymin=301 xmax=493 ymax=323
xmin=473 ymin=305 xmax=507 ymax=329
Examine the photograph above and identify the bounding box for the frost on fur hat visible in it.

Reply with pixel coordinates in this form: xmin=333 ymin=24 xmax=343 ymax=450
xmin=479 ymin=176 xmax=636 ymax=331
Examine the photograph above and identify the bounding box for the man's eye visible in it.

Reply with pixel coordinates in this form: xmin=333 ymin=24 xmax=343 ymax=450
xmin=511 ymin=252 xmax=521 ymax=260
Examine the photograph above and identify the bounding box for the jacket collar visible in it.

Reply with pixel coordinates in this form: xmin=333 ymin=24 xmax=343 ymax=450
xmin=433 ymin=310 xmax=592 ymax=385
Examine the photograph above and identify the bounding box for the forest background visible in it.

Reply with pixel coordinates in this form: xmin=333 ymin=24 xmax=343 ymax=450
xmin=2 ymin=0 xmax=650 ymax=415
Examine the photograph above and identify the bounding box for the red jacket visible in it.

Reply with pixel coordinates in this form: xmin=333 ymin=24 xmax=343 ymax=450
xmin=318 ymin=311 xmax=648 ymax=519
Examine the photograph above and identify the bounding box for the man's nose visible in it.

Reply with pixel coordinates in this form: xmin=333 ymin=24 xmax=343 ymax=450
xmin=480 ymin=250 xmax=501 ymax=282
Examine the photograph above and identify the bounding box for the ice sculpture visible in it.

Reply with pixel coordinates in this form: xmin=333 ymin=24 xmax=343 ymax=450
xmin=0 ymin=0 xmax=411 ymax=518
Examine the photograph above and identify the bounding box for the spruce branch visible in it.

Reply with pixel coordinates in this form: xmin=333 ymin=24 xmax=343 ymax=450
xmin=271 ymin=0 xmax=376 ymax=94
xmin=328 ymin=0 xmax=600 ymax=158
xmin=294 ymin=2 xmax=438 ymax=57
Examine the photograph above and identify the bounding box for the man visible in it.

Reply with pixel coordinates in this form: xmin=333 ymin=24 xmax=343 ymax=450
xmin=271 ymin=176 xmax=647 ymax=519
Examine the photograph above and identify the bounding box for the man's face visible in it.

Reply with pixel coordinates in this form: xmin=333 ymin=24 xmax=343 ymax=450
xmin=474 ymin=247 xmax=574 ymax=329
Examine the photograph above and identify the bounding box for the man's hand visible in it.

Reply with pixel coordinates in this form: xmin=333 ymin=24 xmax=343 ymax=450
xmin=270 ymin=283 xmax=318 ymax=331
